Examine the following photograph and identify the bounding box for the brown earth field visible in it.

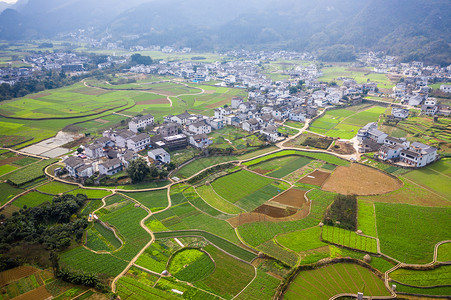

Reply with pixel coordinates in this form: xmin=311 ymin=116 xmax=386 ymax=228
xmin=227 ymin=204 xmax=310 ymax=227
xmin=0 ymin=155 xmax=22 ymax=166
xmin=27 ymin=92 xmax=51 ymax=99
xmin=206 ymin=99 xmax=231 ymax=109
xmin=329 ymin=141 xmax=356 ymax=155
xmin=253 ymin=204 xmax=297 ymax=218
xmin=270 ymin=188 xmax=307 ymax=208
xmin=298 ymin=170 xmax=331 ymax=186
xmin=252 ymin=168 xmax=271 ymax=175
xmin=0 ymin=266 xmax=37 ymax=286
xmin=136 ymin=98 xmax=169 ymax=105
xmin=14 ymin=285 xmax=52 ymax=300
xmin=322 ymin=163 xmax=402 ymax=195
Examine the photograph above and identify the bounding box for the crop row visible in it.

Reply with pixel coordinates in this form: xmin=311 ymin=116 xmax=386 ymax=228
xmin=322 ymin=225 xmax=378 ymax=253
xmin=6 ymin=159 xmax=57 ymax=186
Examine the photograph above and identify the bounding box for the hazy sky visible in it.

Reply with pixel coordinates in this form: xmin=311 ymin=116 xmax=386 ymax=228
xmin=1 ymin=0 xmax=17 ymax=3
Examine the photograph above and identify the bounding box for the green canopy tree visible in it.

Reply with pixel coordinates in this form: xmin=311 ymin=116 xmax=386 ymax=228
xmin=127 ymin=157 xmax=150 ymax=183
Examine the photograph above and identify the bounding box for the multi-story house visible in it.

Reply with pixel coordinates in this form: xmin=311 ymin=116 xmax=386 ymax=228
xmin=127 ymin=133 xmax=151 ymax=152
xmin=129 ymin=114 xmax=154 ymax=133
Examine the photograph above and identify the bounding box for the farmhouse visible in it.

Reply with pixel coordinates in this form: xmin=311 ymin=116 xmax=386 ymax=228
xmin=188 ymin=120 xmax=211 ymax=135
xmin=391 ymin=107 xmax=409 ymax=119
xmin=127 ymin=133 xmax=151 ymax=152
xmin=400 ymin=142 xmax=438 ymax=167
xmin=440 ymin=85 xmax=451 ymax=93
xmin=159 ymin=122 xmax=180 ymax=137
xmin=189 ymin=133 xmax=212 ymax=148
xmin=98 ymin=158 xmax=123 ymax=175
xmin=129 ymin=114 xmax=154 ymax=133
xmin=148 ymin=148 xmax=171 ymax=164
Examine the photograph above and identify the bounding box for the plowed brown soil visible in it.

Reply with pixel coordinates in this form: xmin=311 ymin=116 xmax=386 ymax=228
xmin=253 ymin=204 xmax=297 ymax=218
xmin=14 ymin=285 xmax=52 ymax=300
xmin=322 ymin=163 xmax=402 ymax=195
xmin=298 ymin=170 xmax=331 ymax=186
xmin=270 ymin=188 xmax=307 ymax=208
xmin=0 ymin=266 xmax=37 ymax=286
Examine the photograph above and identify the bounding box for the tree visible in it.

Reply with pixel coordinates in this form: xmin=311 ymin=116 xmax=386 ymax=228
xmin=49 ymin=251 xmax=59 ymax=275
xmin=130 ymin=54 xmax=152 ymax=66
xmin=289 ymin=87 xmax=298 ymax=95
xmin=127 ymin=158 xmax=150 ymax=183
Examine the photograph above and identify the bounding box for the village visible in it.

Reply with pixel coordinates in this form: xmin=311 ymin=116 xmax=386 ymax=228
xmin=60 ymin=50 xmax=450 ymax=182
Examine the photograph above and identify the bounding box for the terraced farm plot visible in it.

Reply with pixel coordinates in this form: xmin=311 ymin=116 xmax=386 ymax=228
xmin=151 ymin=202 xmax=240 ymax=243
xmin=309 ymin=105 xmax=385 ymax=139
xmin=270 ymin=188 xmax=307 ymax=208
xmin=390 ymin=265 xmax=451 ymax=287
xmin=437 ymin=242 xmax=451 ymax=262
xmin=403 ymin=166 xmax=451 ymax=200
xmin=357 ymin=200 xmax=377 ymax=237
xmin=168 ymin=248 xmax=215 ymax=282
xmin=154 ymin=230 xmax=257 ymax=262
xmin=86 ymin=222 xmax=122 ymax=252
xmin=277 ymin=227 xmax=327 ymax=253
xmin=322 ymin=163 xmax=402 ymax=196
xmin=322 ymin=226 xmax=378 ymax=253
xmin=12 ymin=191 xmax=53 ymax=208
xmin=196 ymin=184 xmax=243 ymax=214
xmin=375 ymin=203 xmax=451 ymax=264
xmin=175 ymin=155 xmax=237 ymax=178
xmin=234 ymin=182 xmax=290 ymax=212
xmin=122 ymin=189 xmax=168 ymax=212
xmin=0 ymin=182 xmax=23 ymax=205
xmin=0 ymin=164 xmax=17 ymax=176
xmin=0 ymin=84 xmax=138 ymax=119
xmin=4 ymin=159 xmax=57 ymax=186
xmin=252 ymin=155 xmax=313 ymax=178
xmin=194 ymin=245 xmax=254 ymax=299
xmin=298 ymin=170 xmax=331 ymax=186
xmin=211 ymin=170 xmax=273 ymax=203
xmin=243 ymin=150 xmax=349 ymax=167
xmin=235 ymin=268 xmax=280 ymax=300
xmin=65 ymin=188 xmax=112 ymax=199
xmin=136 ymin=239 xmax=181 ymax=274
xmin=283 ymin=263 xmax=390 ymax=300
xmin=36 ymin=181 xmax=76 ymax=195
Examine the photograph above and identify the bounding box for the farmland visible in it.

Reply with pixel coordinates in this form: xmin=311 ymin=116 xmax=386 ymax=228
xmin=277 ymin=226 xmax=327 ymax=253
xmin=375 ymin=203 xmax=451 ymax=264
xmin=249 ymin=155 xmax=313 ymax=178
xmin=357 ymin=200 xmax=377 ymax=237
xmin=36 ymin=181 xmax=77 ymax=195
xmin=196 ymin=184 xmax=243 ymax=214
xmin=122 ymin=189 xmax=168 ymax=212
xmin=309 ymin=105 xmax=386 ymax=139
xmin=168 ymin=248 xmax=215 ymax=281
xmin=135 ymin=239 xmax=181 ymax=274
xmin=12 ymin=191 xmax=53 ymax=208
xmin=322 ymin=225 xmax=378 ymax=253
xmin=283 ymin=263 xmax=390 ymax=299
xmin=390 ymin=265 xmax=450 ymax=287
xmin=3 ymin=159 xmax=57 ymax=186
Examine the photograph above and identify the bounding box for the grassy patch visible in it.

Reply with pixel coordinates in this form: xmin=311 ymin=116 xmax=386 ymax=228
xmin=122 ymin=189 xmax=168 ymax=212
xmin=36 ymin=181 xmax=76 ymax=195
xmin=375 ymin=203 xmax=451 ymax=264
xmin=322 ymin=225 xmax=378 ymax=253
xmin=3 ymin=159 xmax=57 ymax=186
xmin=357 ymin=200 xmax=377 ymax=237
xmin=277 ymin=227 xmax=327 ymax=252
xmin=437 ymin=242 xmax=451 ymax=262
xmin=12 ymin=191 xmax=53 ymax=208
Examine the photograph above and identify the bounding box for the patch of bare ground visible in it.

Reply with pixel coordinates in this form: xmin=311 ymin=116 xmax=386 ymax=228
xmin=14 ymin=285 xmax=52 ymax=300
xmin=252 ymin=168 xmax=272 ymax=175
xmin=329 ymin=141 xmax=356 ymax=155
xmin=322 ymin=163 xmax=402 ymax=196
xmin=253 ymin=204 xmax=297 ymax=218
xmin=206 ymin=99 xmax=231 ymax=109
xmin=298 ymin=170 xmax=331 ymax=186
xmin=136 ymin=98 xmax=170 ymax=105
xmin=270 ymin=188 xmax=307 ymax=208
xmin=0 ymin=155 xmax=22 ymax=166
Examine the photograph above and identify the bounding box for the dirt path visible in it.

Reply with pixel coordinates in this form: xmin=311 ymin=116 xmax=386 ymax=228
xmin=0 ymin=147 xmax=49 ymax=160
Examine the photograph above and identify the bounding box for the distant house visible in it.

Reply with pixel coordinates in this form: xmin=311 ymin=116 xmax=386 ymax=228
xmin=129 ymin=114 xmax=154 ymax=133
xmin=159 ymin=122 xmax=180 ymax=137
xmin=189 ymin=134 xmax=212 ymax=149
xmin=288 ymin=109 xmax=306 ymax=122
xmin=231 ymin=97 xmax=244 ymax=109
xmin=63 ymin=156 xmax=84 ymax=177
xmin=148 ymin=148 xmax=171 ymax=164
xmin=421 ymin=98 xmax=438 ymax=116
xmin=188 ymin=120 xmax=211 ymax=135
xmin=260 ymin=125 xmax=280 ymax=143
xmin=99 ymin=158 xmax=123 ymax=175
xmin=115 ymin=130 xmax=136 ymax=148
xmin=171 ymin=111 xmax=192 ymax=125
xmin=210 ymin=119 xmax=224 ymax=130
xmin=242 ymin=119 xmax=259 ymax=132
xmin=85 ymin=143 xmax=105 ymax=159
xmin=400 ymin=142 xmax=438 ymax=167
xmin=119 ymin=150 xmax=138 ymax=168
xmin=440 ymin=85 xmax=451 ymax=93
xmin=127 ymin=133 xmax=151 ymax=152
xmin=391 ymin=108 xmax=409 ymax=119
xmin=163 ymin=134 xmax=189 ymax=150
xmin=379 ymin=144 xmax=404 ymax=161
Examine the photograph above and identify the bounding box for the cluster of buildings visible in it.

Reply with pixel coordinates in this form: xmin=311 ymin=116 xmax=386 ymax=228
xmin=25 ymin=52 xmax=90 ymax=72
xmin=0 ymin=67 xmax=33 ymax=85
xmin=357 ymin=122 xmax=438 ymax=167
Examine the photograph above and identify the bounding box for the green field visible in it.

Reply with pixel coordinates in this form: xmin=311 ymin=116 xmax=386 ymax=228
xmin=243 ymin=150 xmax=349 ymax=167
xmin=390 ymin=265 xmax=450 ymax=287
xmin=175 ymin=155 xmax=237 ymax=179
xmin=284 ymin=263 xmax=390 ymax=300
xmin=357 ymin=200 xmax=377 ymax=237
xmin=0 ymin=164 xmax=18 ymax=176
xmin=277 ymin=227 xmax=327 ymax=253
xmin=376 ymin=203 xmax=451 ymax=264
xmin=3 ymin=159 xmax=57 ymax=186
xmin=196 ymin=184 xmax=243 ymax=214
xmin=235 ymin=268 xmax=280 ymax=300
xmin=12 ymin=191 xmax=53 ymax=208
xmin=122 ymin=189 xmax=168 ymax=212
xmin=249 ymin=155 xmax=313 ymax=178
xmin=437 ymin=242 xmax=451 ymax=262
xmin=168 ymin=248 xmax=215 ymax=282
xmin=86 ymin=222 xmax=122 ymax=252
xmin=310 ymin=105 xmax=385 ymax=139
xmin=403 ymin=164 xmax=451 ymax=199
xmin=65 ymin=188 xmax=112 ymax=199
xmin=211 ymin=170 xmax=274 ymax=203
xmin=194 ymin=245 xmax=254 ymax=299
xmin=154 ymin=230 xmax=257 ymax=262
xmin=135 ymin=239 xmax=181 ymax=274
xmin=36 ymin=181 xmax=77 ymax=195
xmin=0 ymin=182 xmax=23 ymax=205
xmin=318 ymin=65 xmax=394 ymax=88
xmin=322 ymin=226 xmax=378 ymax=253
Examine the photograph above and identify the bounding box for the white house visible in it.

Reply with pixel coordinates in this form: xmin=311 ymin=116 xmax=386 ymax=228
xmin=210 ymin=119 xmax=224 ymax=130
xmin=148 ymin=148 xmax=171 ymax=164
xmin=127 ymin=133 xmax=151 ymax=152
xmin=288 ymin=109 xmax=306 ymax=122
xmin=260 ymin=125 xmax=280 ymax=143
xmin=171 ymin=111 xmax=192 ymax=125
xmin=129 ymin=114 xmax=154 ymax=133
xmin=115 ymin=130 xmax=136 ymax=148
xmin=440 ymin=85 xmax=451 ymax=93
xmin=85 ymin=143 xmax=105 ymax=159
xmin=99 ymin=158 xmax=123 ymax=175
xmin=242 ymin=119 xmax=260 ymax=132
xmin=188 ymin=120 xmax=211 ymax=135
xmin=391 ymin=108 xmax=409 ymax=119
xmin=399 ymin=142 xmax=438 ymax=167
xmin=231 ymin=97 xmax=244 ymax=109
xmin=326 ymin=93 xmax=340 ymax=104
xmin=379 ymin=144 xmax=404 ymax=161
xmin=63 ymin=156 xmax=84 ymax=177
xmin=189 ymin=134 xmax=212 ymax=149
